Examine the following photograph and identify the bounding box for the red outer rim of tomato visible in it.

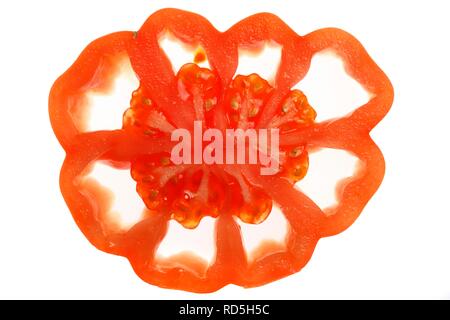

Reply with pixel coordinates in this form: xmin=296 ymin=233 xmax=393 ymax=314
xmin=49 ymin=8 xmax=393 ymax=293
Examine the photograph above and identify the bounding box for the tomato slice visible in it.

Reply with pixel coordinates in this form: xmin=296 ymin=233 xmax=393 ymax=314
xmin=49 ymin=8 xmax=393 ymax=292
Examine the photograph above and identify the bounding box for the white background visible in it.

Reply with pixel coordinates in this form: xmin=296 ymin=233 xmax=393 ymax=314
xmin=1 ymin=0 xmax=449 ymax=299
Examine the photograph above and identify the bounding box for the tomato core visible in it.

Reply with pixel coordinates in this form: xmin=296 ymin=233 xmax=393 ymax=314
xmin=123 ymin=63 xmax=316 ymax=228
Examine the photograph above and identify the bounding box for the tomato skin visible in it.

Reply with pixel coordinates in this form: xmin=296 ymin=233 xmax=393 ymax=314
xmin=49 ymin=8 xmax=393 ymax=293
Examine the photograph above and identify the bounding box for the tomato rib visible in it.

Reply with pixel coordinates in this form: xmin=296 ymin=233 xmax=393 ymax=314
xmin=305 ymin=28 xmax=394 ymax=131
xmin=49 ymin=32 xmax=134 ymax=150
xmin=224 ymin=13 xmax=312 ymax=128
xmin=129 ymin=9 xmax=231 ymax=130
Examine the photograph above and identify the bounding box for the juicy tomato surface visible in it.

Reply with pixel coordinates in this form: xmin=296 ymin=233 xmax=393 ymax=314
xmin=49 ymin=8 xmax=393 ymax=292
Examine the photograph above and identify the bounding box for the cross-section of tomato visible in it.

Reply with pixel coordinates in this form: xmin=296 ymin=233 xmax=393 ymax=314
xmin=49 ymin=9 xmax=393 ymax=293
